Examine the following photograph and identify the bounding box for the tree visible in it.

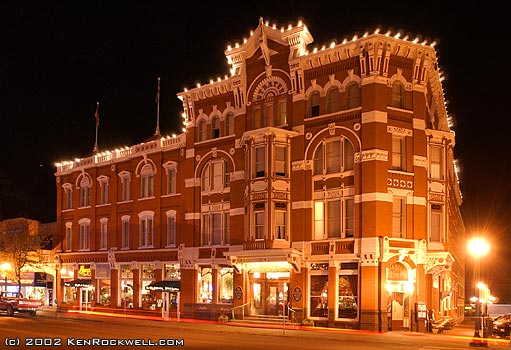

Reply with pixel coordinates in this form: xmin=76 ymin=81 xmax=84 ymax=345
xmin=0 ymin=218 xmax=47 ymax=292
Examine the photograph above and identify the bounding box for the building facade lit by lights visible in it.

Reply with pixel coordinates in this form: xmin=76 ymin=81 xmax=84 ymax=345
xmin=53 ymin=18 xmax=465 ymax=331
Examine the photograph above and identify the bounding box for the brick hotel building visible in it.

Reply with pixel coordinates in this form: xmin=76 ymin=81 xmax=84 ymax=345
xmin=54 ymin=18 xmax=465 ymax=331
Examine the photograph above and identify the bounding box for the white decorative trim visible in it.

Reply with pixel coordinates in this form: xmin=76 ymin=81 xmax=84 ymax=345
xmin=184 ymin=213 xmax=200 ymax=220
xmin=291 ymin=160 xmax=305 ymax=171
xmin=356 ymin=149 xmax=388 ymax=163
xmin=387 ymin=126 xmax=412 ymax=137
xmin=186 ymin=148 xmax=194 ymax=158
xmin=355 ymin=192 xmax=392 ymax=203
xmin=291 ymin=201 xmax=313 ymax=209
xmin=361 ymin=111 xmax=387 ymax=124
xmin=185 ymin=178 xmax=199 ymax=187
xmin=413 ymin=155 xmax=427 ymax=168
xmin=230 ymin=208 xmax=245 ymax=216
xmin=413 ymin=118 xmax=426 ymax=130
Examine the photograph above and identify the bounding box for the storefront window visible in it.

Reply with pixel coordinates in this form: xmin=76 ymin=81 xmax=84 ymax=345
xmin=98 ymin=281 xmax=111 ymax=306
xmin=310 ymin=275 xmax=328 ymax=318
xmin=164 ymin=264 xmax=181 ymax=279
xmin=198 ymin=267 xmax=212 ymax=303
xmin=120 ymin=264 xmax=133 ymax=308
xmin=218 ymin=267 xmax=233 ymax=304
xmin=338 ymin=275 xmax=358 ymax=319
xmin=141 ymin=264 xmax=155 ymax=310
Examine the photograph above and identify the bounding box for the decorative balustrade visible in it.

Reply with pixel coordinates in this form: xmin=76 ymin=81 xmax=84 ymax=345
xmin=55 ymin=133 xmax=185 ymax=174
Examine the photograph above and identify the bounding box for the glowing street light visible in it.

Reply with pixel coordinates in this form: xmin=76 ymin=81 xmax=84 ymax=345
xmin=0 ymin=262 xmax=12 ymax=291
xmin=467 ymin=237 xmax=490 ymax=347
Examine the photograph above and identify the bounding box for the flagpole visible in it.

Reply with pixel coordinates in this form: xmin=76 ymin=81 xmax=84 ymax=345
xmin=93 ymin=101 xmax=99 ymax=153
xmin=154 ymin=77 xmax=161 ymax=136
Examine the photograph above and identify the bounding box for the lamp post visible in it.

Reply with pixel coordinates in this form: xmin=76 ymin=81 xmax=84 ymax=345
xmin=467 ymin=237 xmax=490 ymax=347
xmin=0 ymin=262 xmax=12 ymax=291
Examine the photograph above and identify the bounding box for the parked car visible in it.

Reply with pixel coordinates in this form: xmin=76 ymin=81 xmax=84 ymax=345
xmin=492 ymin=313 xmax=511 ymax=338
xmin=0 ymin=291 xmax=42 ymax=316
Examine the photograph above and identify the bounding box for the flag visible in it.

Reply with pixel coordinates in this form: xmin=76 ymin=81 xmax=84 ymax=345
xmin=95 ymin=101 xmax=100 ymax=126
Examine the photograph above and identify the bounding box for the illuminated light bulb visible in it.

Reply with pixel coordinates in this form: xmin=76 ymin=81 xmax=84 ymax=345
xmin=363 ymin=31 xmax=369 ymax=38
xmin=272 ymin=23 xmax=276 ymax=29
xmin=374 ymin=28 xmax=380 ymax=34
xmin=403 ymin=35 xmax=409 ymax=41
xmin=352 ymin=35 xmax=358 ymax=41
xmin=431 ymin=40 xmax=437 ymax=47
xmin=422 ymin=40 xmax=428 ymax=46
xmin=330 ymin=41 xmax=335 ymax=49
xmin=265 ymin=20 xmax=269 ymax=26
xmin=227 ymin=45 xmax=232 ymax=51
xmin=235 ymin=42 xmax=239 ymax=48
xmin=394 ymin=32 xmax=401 ymax=39
xmin=250 ymin=30 xmax=254 ymax=36
xmin=321 ymin=45 xmax=326 ymax=50
xmin=209 ymin=79 xmax=214 ymax=85
xmin=172 ymin=134 xmax=177 ymax=138
xmin=196 ymin=83 xmax=201 ymax=88
xmin=182 ymin=128 xmax=186 ymax=133
xmin=184 ymin=88 xmax=188 ymax=92
xmin=243 ymin=38 xmax=247 ymax=43
xmin=313 ymin=47 xmax=318 ymax=53
xmin=288 ymin=24 xmax=292 ymax=30
xmin=413 ymin=37 xmax=419 ymax=43
xmin=385 ymin=30 xmax=391 ymax=37
xmin=217 ymin=77 xmax=221 ymax=82
xmin=224 ymin=75 xmax=228 ymax=80
xmin=280 ymin=27 xmax=284 ymax=33
xmin=298 ymin=20 xmax=303 ymax=26
xmin=342 ymin=38 xmax=348 ymax=44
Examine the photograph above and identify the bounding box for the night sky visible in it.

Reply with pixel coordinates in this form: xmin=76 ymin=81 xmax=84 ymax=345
xmin=1 ymin=2 xmax=509 ymax=300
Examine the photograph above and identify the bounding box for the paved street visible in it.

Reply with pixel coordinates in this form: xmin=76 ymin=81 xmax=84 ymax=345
xmin=0 ymin=309 xmax=509 ymax=349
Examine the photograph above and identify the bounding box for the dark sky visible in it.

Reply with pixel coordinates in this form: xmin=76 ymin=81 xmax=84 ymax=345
xmin=1 ymin=2 xmax=509 ymax=296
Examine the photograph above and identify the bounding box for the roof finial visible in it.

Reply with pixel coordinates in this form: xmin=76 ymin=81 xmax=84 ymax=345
xmin=259 ymin=17 xmax=271 ymax=66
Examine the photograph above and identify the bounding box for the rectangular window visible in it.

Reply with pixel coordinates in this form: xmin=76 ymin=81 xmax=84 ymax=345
xmin=224 ymin=212 xmax=230 ymax=244
xmin=430 ymin=206 xmax=442 ymax=242
xmin=212 ymin=213 xmax=222 ymax=245
xmin=99 ymin=181 xmax=108 ymax=205
xmin=100 ymin=221 xmax=108 ymax=249
xmin=167 ymin=216 xmax=176 ymax=246
xmin=255 ymin=146 xmax=265 ymax=178
xmin=79 ymin=224 xmax=90 ymax=250
xmin=338 ymin=275 xmax=358 ymax=319
xmin=140 ymin=218 xmax=153 ymax=247
xmin=310 ymin=275 xmax=328 ymax=318
xmin=344 ymin=198 xmax=354 ymax=238
xmin=167 ymin=168 xmax=177 ymax=194
xmin=327 ymin=200 xmax=341 ymax=238
xmin=326 ymin=140 xmax=341 ymax=173
xmin=198 ymin=267 xmax=213 ymax=303
xmin=201 ymin=214 xmax=209 ymax=246
xmin=212 ymin=162 xmax=223 ymax=190
xmin=65 ymin=225 xmax=72 ymax=251
xmin=254 ymin=203 xmax=265 ymax=239
xmin=275 ymin=203 xmax=287 ymax=240
xmin=264 ymin=103 xmax=272 ymax=127
xmin=64 ymin=188 xmax=73 ymax=209
xmin=277 ymin=99 xmax=287 ymax=125
xmin=392 ymin=197 xmax=406 ymax=238
xmin=122 ymin=178 xmax=131 ymax=201
xmin=141 ymin=174 xmax=154 ymax=198
xmin=122 ymin=220 xmax=130 ymax=249
xmin=392 ymin=136 xmax=406 ymax=170
xmin=314 ymin=202 xmax=324 ymax=240
xmin=80 ymin=187 xmax=90 ymax=207
xmin=430 ymin=146 xmax=443 ymax=179
xmin=274 ymin=145 xmax=288 ymax=177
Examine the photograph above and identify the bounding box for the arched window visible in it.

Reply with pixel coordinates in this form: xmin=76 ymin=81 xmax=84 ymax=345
xmin=140 ymin=164 xmax=154 ymax=198
xmin=198 ymin=119 xmax=207 ymax=142
xmin=309 ymin=91 xmax=321 ymax=117
xmin=391 ymin=81 xmax=405 ymax=109
xmin=201 ymin=159 xmax=230 ymax=192
xmin=79 ymin=177 xmax=90 ymax=207
xmin=313 ymin=137 xmax=355 ymax=175
xmin=211 ymin=116 xmax=221 ymax=138
xmin=326 ymin=88 xmax=339 ymax=113
xmin=345 ymin=82 xmax=360 ymax=109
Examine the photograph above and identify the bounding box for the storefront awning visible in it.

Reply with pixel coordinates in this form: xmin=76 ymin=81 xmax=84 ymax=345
xmin=62 ymin=279 xmax=91 ymax=288
xmin=145 ymin=280 xmax=180 ymax=292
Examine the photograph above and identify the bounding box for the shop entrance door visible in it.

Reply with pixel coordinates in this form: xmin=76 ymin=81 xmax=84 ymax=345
xmin=266 ymin=282 xmax=288 ymax=316
xmin=79 ymin=288 xmax=92 ymax=311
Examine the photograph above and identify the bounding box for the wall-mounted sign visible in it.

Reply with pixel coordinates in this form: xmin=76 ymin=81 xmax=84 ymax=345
xmin=78 ymin=264 xmax=91 ymax=278
xmin=292 ymin=286 xmax=302 ymax=302
xmin=416 ymin=302 xmax=427 ymax=320
xmin=234 ymin=286 xmax=243 ymax=300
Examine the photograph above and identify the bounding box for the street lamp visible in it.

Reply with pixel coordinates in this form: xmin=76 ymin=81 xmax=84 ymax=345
xmin=467 ymin=237 xmax=490 ymax=347
xmin=0 ymin=262 xmax=12 ymax=291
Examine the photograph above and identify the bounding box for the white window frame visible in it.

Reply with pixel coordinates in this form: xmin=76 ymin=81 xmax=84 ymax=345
xmin=274 ymin=203 xmax=287 ymax=240
xmin=225 ymin=112 xmax=234 ymax=135
xmin=313 ymin=191 xmax=355 ymax=240
xmin=97 ymin=176 xmax=109 ymax=205
xmin=201 ymin=210 xmax=230 ymax=246
xmin=78 ymin=218 xmax=91 ymax=251
xmin=326 ymin=87 xmax=339 ymax=113
xmin=392 ymin=196 xmax=406 ymax=238
xmin=274 ymin=144 xmax=288 ymax=178
xmin=62 ymin=183 xmax=73 ymax=210
xmin=430 ymin=204 xmax=443 ymax=242
xmin=429 ymin=145 xmax=443 ymax=179
xmin=313 ymin=137 xmax=354 ymax=176
xmin=79 ymin=177 xmax=91 ymax=208
xmin=166 ymin=210 xmax=177 ymax=247
xmin=201 ymin=159 xmax=230 ymax=193
xmin=309 ymin=91 xmax=321 ymax=117
xmin=121 ymin=215 xmax=130 ymax=249
xmin=254 ymin=145 xmax=266 ymax=178
xmin=211 ymin=116 xmax=221 ymax=139
xmin=254 ymin=203 xmax=265 ymax=240
xmin=392 ymin=135 xmax=406 ymax=171
xmin=138 ymin=210 xmax=154 ymax=248
xmin=345 ymin=82 xmax=360 ymax=109
xmin=99 ymin=218 xmax=108 ymax=250
xmin=118 ymin=171 xmax=132 ymax=202
xmin=277 ymin=99 xmax=287 ymax=126
xmin=65 ymin=222 xmax=72 ymax=251
xmin=140 ymin=164 xmax=154 ymax=199
xmin=163 ymin=161 xmax=178 ymax=195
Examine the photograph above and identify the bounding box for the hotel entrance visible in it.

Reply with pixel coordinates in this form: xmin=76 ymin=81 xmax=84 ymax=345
xmin=249 ymin=271 xmax=289 ymax=316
